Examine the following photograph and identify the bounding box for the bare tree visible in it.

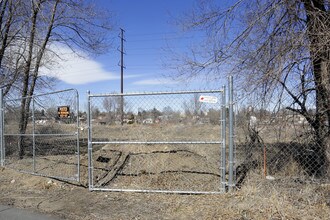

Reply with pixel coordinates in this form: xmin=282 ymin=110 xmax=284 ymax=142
xmin=172 ymin=0 xmax=329 ymax=176
xmin=103 ymin=93 xmax=132 ymax=124
xmin=0 ymin=0 xmax=29 ymax=96
xmin=0 ymin=0 xmax=114 ymax=158
xmin=182 ymin=93 xmax=203 ymax=116
xmin=103 ymin=95 xmax=121 ymax=124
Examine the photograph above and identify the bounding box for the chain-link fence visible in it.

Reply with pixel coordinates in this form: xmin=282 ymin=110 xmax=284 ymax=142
xmin=234 ymin=97 xmax=330 ymax=187
xmin=0 ymin=89 xmax=80 ymax=181
xmin=87 ymin=89 xmax=233 ymax=194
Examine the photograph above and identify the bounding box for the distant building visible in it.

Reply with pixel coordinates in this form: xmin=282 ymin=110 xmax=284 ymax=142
xmin=143 ymin=118 xmax=153 ymax=124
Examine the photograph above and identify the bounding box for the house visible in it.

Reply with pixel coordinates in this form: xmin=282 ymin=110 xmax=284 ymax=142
xmin=143 ymin=118 xmax=153 ymax=124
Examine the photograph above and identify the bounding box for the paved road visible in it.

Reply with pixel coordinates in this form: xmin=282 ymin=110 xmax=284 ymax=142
xmin=0 ymin=205 xmax=61 ymax=220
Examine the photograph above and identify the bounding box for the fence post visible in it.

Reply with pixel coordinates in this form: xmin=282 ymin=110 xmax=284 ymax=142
xmin=75 ymin=90 xmax=80 ymax=182
xmin=32 ymin=96 xmax=36 ymax=172
xmin=0 ymin=89 xmax=4 ymax=167
xmin=228 ymin=76 xmax=235 ymax=191
xmin=221 ymin=85 xmax=227 ymax=191
xmin=87 ymin=91 xmax=93 ymax=190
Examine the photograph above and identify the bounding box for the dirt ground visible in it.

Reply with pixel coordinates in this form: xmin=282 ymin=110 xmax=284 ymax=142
xmin=0 ymin=166 xmax=329 ymax=220
xmin=1 ymin=124 xmax=329 ymax=219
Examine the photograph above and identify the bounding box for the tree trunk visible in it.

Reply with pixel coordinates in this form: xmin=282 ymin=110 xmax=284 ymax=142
xmin=304 ymin=0 xmax=330 ymax=176
xmin=18 ymin=1 xmax=40 ymax=159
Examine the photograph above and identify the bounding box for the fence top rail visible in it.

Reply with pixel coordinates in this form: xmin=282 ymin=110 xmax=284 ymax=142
xmin=88 ymin=89 xmax=224 ymax=97
xmin=3 ymin=88 xmax=78 ymax=102
xmin=92 ymin=141 xmax=223 ymax=145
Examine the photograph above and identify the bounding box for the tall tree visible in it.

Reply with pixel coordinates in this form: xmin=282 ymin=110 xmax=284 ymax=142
xmin=173 ymin=0 xmax=329 ymax=176
xmin=182 ymin=93 xmax=203 ymax=116
xmin=0 ymin=0 xmax=28 ymax=96
xmin=103 ymin=95 xmax=122 ymax=124
xmin=0 ymin=0 xmax=113 ymax=158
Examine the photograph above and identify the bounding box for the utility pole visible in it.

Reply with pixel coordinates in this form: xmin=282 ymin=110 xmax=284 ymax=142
xmin=119 ymin=28 xmax=125 ymax=125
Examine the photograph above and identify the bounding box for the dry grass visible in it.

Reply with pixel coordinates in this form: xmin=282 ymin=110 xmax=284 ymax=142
xmin=0 ymin=167 xmax=329 ymax=219
xmin=234 ymin=172 xmax=330 ymax=219
xmin=1 ymin=123 xmax=329 ymax=219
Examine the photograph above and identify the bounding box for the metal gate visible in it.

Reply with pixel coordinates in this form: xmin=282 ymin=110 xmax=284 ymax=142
xmin=0 ymin=89 xmax=80 ymax=181
xmin=87 ymin=82 xmax=234 ymax=194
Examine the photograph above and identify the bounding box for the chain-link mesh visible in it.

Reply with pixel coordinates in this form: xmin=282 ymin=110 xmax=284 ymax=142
xmin=2 ymin=89 xmax=80 ymax=181
xmin=234 ymin=99 xmax=330 ymax=187
xmin=88 ymin=90 xmax=226 ymax=194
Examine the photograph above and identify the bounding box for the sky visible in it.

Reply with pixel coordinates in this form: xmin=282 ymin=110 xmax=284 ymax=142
xmin=46 ymin=0 xmax=211 ymax=98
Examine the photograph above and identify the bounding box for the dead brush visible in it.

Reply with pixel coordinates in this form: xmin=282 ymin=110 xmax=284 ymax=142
xmin=237 ymin=171 xmax=330 ymax=219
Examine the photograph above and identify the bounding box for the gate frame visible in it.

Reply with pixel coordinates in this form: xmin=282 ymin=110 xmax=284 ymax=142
xmin=87 ymin=86 xmax=234 ymax=194
xmin=0 ymin=89 xmax=4 ymax=167
xmin=0 ymin=88 xmax=80 ymax=182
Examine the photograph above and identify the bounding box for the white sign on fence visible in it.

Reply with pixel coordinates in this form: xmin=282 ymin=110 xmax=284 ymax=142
xmin=199 ymin=95 xmax=218 ymax=104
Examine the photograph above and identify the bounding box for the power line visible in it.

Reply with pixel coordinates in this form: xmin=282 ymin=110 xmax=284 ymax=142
xmin=125 ymin=32 xmax=179 ymax=37
xmin=128 ymin=35 xmax=198 ymax=43
xmin=125 ymin=29 xmax=206 ymax=37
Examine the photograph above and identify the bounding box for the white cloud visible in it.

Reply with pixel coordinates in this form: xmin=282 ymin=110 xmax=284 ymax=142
xmin=133 ymin=78 xmax=178 ymax=85
xmin=40 ymin=45 xmax=118 ymax=85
